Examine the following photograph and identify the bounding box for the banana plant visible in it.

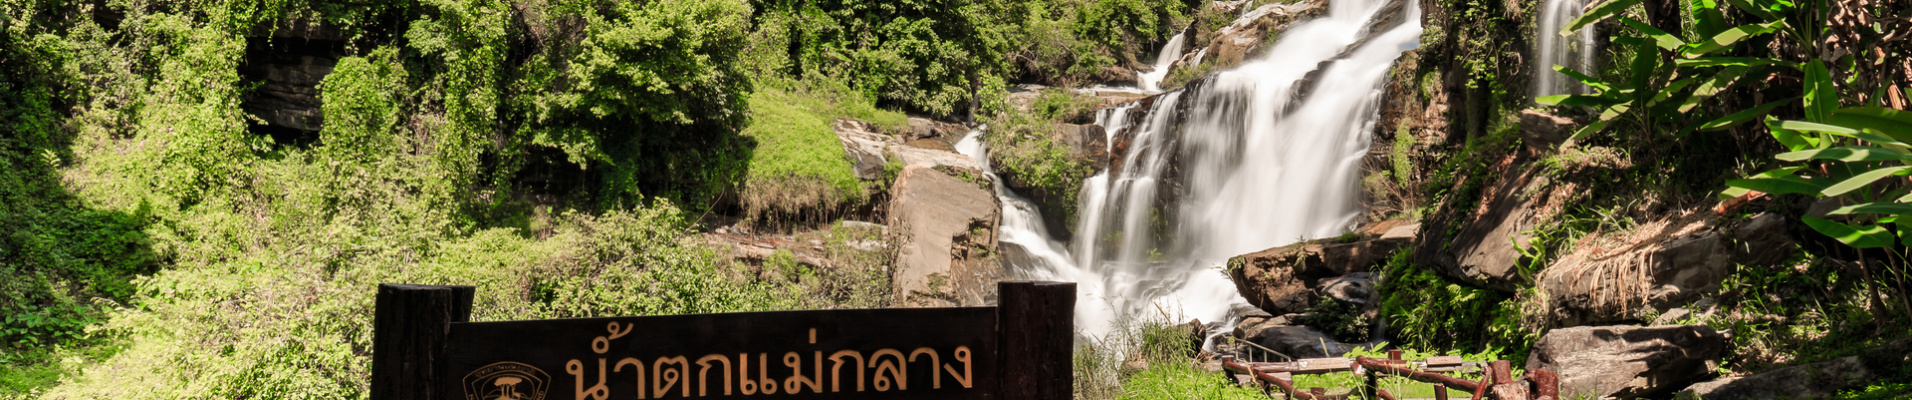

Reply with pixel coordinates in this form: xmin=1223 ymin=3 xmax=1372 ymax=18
xmin=1535 ymin=0 xmax=1819 ymax=144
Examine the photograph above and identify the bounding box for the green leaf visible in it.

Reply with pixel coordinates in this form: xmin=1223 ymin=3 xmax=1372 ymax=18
xmin=1830 ymin=202 xmax=1912 ymax=216
xmin=1649 ymin=77 xmax=1700 ymax=106
xmin=1619 ymin=17 xmax=1687 ymax=50
xmin=1674 ymin=57 xmax=1785 ymax=68
xmin=1777 ymin=147 xmax=1912 ymax=162
xmin=1723 ymin=170 xmax=1826 ymax=197
xmin=1828 ymin=107 xmax=1912 ymax=141
xmin=1565 ymin=0 xmax=1643 ymax=34
xmin=1803 ymin=60 xmax=1838 ymax=122
xmin=1538 ymin=94 xmax=1627 ymax=107
xmin=1564 ymin=119 xmax=1611 ymax=144
xmin=1802 ymin=216 xmax=1896 ymax=249
xmin=1678 ymin=66 xmax=1749 ymax=112
xmin=1553 ymin=65 xmax=1614 ymax=91
xmin=1773 ymin=119 xmax=1905 ymax=145
xmin=1722 ymin=0 xmax=1781 ymax=22
xmin=1822 ymin=165 xmax=1912 ymax=197
xmin=1700 ymin=96 xmax=1798 ymax=130
xmin=1690 ymin=0 xmax=1729 ymax=37
xmin=1767 ymin=116 xmax=1815 ymax=150
xmin=1681 ymin=21 xmax=1783 ymax=58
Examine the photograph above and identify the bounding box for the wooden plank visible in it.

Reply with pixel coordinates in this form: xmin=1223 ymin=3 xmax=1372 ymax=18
xmin=371 ymin=284 xmax=473 ymax=400
xmin=999 ymin=281 xmax=1075 ymax=400
xmin=1424 ymin=356 xmax=1464 ymax=367
xmin=440 ymin=307 xmax=1000 ymax=400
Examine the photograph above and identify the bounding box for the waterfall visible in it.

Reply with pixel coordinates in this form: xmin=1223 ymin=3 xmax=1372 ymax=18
xmin=1136 ymin=32 xmax=1189 ymax=93
xmin=1535 ymin=0 xmax=1597 ymax=98
xmin=980 ymin=0 xmax=1423 ymax=341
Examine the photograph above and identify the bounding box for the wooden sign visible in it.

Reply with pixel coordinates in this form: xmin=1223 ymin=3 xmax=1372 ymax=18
xmin=370 ymin=281 xmax=1075 ymax=400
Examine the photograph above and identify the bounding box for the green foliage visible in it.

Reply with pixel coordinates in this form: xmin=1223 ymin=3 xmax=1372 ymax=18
xmin=1298 ymin=295 xmax=1373 ymax=342
xmin=737 ymin=77 xmax=907 ymax=228
xmin=1378 ymin=250 xmax=1536 ymax=362
xmin=986 ymin=95 xmax=1097 ymax=235
xmin=1113 ymin=362 xmax=1266 ymax=400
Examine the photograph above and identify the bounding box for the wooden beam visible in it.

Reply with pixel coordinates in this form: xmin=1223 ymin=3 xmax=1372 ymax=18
xmin=999 ymin=281 xmax=1075 ymax=400
xmin=371 ymin=284 xmax=473 ymax=400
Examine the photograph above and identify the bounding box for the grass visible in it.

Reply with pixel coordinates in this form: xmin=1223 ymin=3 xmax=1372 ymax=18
xmin=737 ymin=77 xmax=908 ymax=228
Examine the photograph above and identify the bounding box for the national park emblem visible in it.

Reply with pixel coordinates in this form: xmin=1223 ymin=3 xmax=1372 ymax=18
xmin=464 ymin=361 xmax=550 ymax=400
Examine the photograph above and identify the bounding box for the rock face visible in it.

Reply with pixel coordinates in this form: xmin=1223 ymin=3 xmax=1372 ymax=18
xmin=239 ymin=20 xmax=349 ymax=132
xmin=886 ymin=165 xmax=1001 ymax=307
xmin=1227 ymin=236 xmax=1406 ymax=315
xmin=1677 ymin=356 xmax=1876 ymax=400
xmin=835 ymin=119 xmax=982 ymax=181
xmin=1166 ymin=0 xmax=1326 ymax=79
xmin=1540 ymin=212 xmax=1795 ymax=324
xmin=1525 ymin=325 xmax=1727 ymax=399
xmin=990 ymin=122 xmax=1108 ymax=239
xmin=1415 ymin=161 xmax=1576 ymax=291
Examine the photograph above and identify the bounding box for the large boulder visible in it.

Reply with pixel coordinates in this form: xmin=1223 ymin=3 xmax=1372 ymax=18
xmin=1414 ymin=161 xmax=1576 ymax=291
xmin=1677 ymin=356 xmax=1876 ymax=400
xmin=1526 ymin=325 xmax=1727 ymax=399
xmin=886 ymin=165 xmax=1001 ymax=307
xmin=1540 ymin=212 xmax=1795 ymax=324
xmin=1227 ymin=236 xmax=1406 ymax=315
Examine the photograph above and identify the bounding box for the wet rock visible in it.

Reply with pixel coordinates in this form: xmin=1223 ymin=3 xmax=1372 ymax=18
xmin=1055 ymin=123 xmax=1110 ymax=169
xmin=1227 ymin=236 xmax=1406 ymax=315
xmin=1540 ymin=212 xmax=1796 ymax=324
xmin=887 ymin=165 xmax=1001 ymax=307
xmin=1248 ymin=325 xmax=1360 ymax=359
xmin=1525 ymin=325 xmax=1726 ymax=399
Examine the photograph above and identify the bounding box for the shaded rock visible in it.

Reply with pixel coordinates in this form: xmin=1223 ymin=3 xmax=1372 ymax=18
xmin=1540 ymin=212 xmax=1796 ymax=324
xmin=1416 ymin=161 xmax=1577 ymax=291
xmin=239 ymin=20 xmax=350 ymax=132
xmin=887 ymin=165 xmax=1001 ymax=307
xmin=1055 ymin=123 xmax=1110 ymax=169
xmin=1228 ymin=237 xmax=1406 ymax=315
xmin=1525 ymin=325 xmax=1726 ymax=399
xmin=1519 ymin=110 xmax=1574 ymax=151
xmin=1248 ymin=325 xmax=1360 ymax=359
xmin=1677 ymin=356 xmax=1875 ymax=400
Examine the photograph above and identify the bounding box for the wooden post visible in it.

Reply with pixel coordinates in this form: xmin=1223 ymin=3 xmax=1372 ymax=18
xmin=999 ymin=281 xmax=1075 ymax=400
xmin=1435 ymin=383 xmax=1449 ymax=400
xmin=1529 ymin=369 xmax=1560 ymax=400
xmin=371 ymin=284 xmax=474 ymax=400
xmin=1490 ymin=360 xmax=1512 ymax=385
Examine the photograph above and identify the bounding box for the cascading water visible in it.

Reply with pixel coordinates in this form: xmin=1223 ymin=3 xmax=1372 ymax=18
xmin=979 ymin=0 xmax=1424 ymax=342
xmin=1535 ymin=0 xmax=1598 ymax=97
xmin=1136 ymin=32 xmax=1189 ymax=93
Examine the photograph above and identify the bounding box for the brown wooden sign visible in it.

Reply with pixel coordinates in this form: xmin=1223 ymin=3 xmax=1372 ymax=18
xmin=370 ymin=282 xmax=1075 ymax=400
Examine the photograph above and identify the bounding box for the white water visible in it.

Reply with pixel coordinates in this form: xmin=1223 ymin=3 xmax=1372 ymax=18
xmin=981 ymin=0 xmax=1423 ymax=341
xmin=1535 ymin=0 xmax=1597 ymax=97
xmin=1136 ymin=33 xmax=1189 ymax=93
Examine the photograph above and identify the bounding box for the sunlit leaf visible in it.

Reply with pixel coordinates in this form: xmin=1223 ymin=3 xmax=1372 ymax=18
xmin=1803 ymin=60 xmax=1837 ymax=122
xmin=1681 ymin=21 xmax=1783 ymax=58
xmin=1828 ymin=108 xmax=1912 ymax=142
xmin=1802 ymin=216 xmax=1896 ymax=249
xmin=1676 ymin=67 xmax=1746 ymax=112
xmin=1537 ymin=94 xmax=1626 ymax=107
xmin=1721 ymin=166 xmax=1805 ymax=198
xmin=1830 ymin=202 xmax=1912 ymax=216
xmin=1777 ymin=147 xmax=1912 ymax=162
xmin=1553 ymin=65 xmax=1614 ymax=91
xmin=1565 ymin=0 xmax=1644 ymax=34
xmin=1821 ymin=165 xmax=1912 ymax=197
xmin=1619 ymin=17 xmax=1686 ymax=50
